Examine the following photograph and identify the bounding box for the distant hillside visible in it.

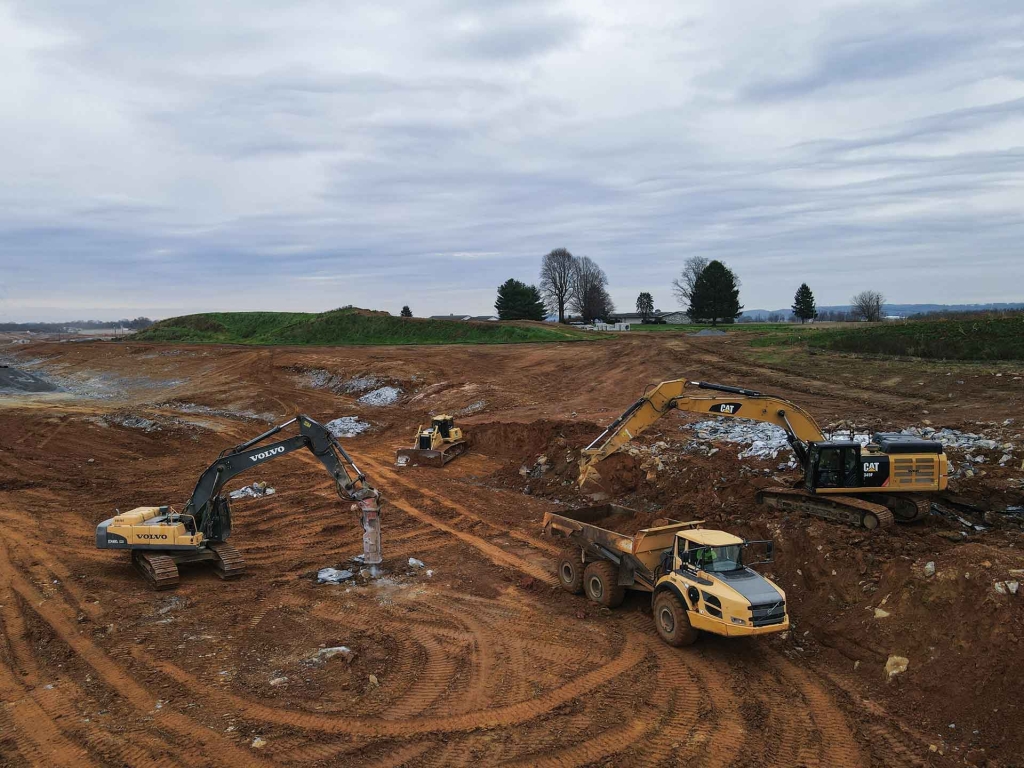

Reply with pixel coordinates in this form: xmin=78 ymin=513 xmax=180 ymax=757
xmin=741 ymin=302 xmax=1024 ymax=321
xmin=798 ymin=316 xmax=1024 ymax=360
xmin=133 ymin=309 xmax=598 ymax=346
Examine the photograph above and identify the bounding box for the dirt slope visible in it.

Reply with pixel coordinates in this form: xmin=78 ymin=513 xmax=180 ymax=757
xmin=0 ymin=335 xmax=1021 ymax=767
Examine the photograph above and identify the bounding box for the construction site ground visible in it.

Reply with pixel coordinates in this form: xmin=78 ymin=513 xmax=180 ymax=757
xmin=1 ymin=333 xmax=1022 ymax=767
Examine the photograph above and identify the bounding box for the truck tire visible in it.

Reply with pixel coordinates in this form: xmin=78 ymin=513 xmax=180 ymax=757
xmin=653 ymin=590 xmax=699 ymax=647
xmin=583 ymin=561 xmax=625 ymax=608
xmin=557 ymin=550 xmax=584 ymax=594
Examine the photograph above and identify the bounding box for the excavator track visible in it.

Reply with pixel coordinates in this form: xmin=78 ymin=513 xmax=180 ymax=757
xmin=208 ymin=542 xmax=246 ymax=579
xmin=757 ymin=488 xmax=895 ymax=530
xmin=132 ymin=551 xmax=180 ymax=590
xmin=882 ymin=494 xmax=932 ymax=523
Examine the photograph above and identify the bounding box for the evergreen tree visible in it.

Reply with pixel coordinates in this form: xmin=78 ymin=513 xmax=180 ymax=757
xmin=636 ymin=292 xmax=654 ymax=323
xmin=688 ymin=260 xmax=743 ymax=326
xmin=495 ymin=279 xmax=546 ymax=321
xmin=791 ymin=284 xmax=817 ymax=323
xmin=400 ymin=305 xmax=413 ymax=318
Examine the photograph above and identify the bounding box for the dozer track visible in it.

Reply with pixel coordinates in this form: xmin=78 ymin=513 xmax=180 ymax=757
xmin=208 ymin=542 xmax=246 ymax=579
xmin=396 ymin=439 xmax=467 ymax=468
xmin=757 ymin=488 xmax=895 ymax=530
xmin=132 ymin=551 xmax=180 ymax=590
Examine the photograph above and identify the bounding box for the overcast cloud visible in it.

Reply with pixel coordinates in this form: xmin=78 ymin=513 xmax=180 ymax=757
xmin=1 ymin=0 xmax=1023 ymax=321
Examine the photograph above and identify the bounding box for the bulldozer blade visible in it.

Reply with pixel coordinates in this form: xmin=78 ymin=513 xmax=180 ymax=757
xmin=395 ymin=440 xmax=466 ymax=468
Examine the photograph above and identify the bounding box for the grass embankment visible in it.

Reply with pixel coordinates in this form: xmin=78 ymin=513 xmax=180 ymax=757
xmin=752 ymin=316 xmax=1024 ymax=361
xmin=134 ymin=309 xmax=600 ymax=346
xmin=630 ymin=322 xmax=811 ymax=334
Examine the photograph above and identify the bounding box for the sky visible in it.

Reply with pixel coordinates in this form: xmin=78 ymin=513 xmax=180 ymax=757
xmin=1 ymin=0 xmax=1023 ymax=321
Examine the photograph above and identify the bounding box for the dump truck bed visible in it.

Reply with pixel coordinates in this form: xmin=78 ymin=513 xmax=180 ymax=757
xmin=543 ymin=504 xmax=703 ymax=575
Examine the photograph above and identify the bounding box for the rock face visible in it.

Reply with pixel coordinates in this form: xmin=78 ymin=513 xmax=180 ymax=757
xmin=885 ymin=655 xmax=910 ymax=680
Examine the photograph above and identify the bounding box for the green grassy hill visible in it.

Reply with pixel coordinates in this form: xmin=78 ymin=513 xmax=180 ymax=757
xmin=134 ymin=309 xmax=600 ymax=346
xmin=806 ymin=316 xmax=1024 ymax=360
xmin=750 ymin=315 xmax=1024 ymax=361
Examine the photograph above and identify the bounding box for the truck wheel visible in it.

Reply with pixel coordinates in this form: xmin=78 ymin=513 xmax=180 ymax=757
xmin=557 ymin=550 xmax=584 ymax=594
xmin=653 ymin=591 xmax=699 ymax=647
xmin=583 ymin=561 xmax=625 ymax=608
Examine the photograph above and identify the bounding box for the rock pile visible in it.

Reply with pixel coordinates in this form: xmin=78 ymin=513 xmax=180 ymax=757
xmin=326 ymin=416 xmax=371 ymax=438
xmin=358 ymin=386 xmax=402 ymax=406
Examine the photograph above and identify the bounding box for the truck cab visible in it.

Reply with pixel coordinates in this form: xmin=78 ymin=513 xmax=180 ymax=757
xmin=659 ymin=529 xmax=789 ymax=640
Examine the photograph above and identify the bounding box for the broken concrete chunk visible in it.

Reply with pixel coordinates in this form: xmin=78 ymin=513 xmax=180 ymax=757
xmin=315 ymin=646 xmax=353 ymax=663
xmin=317 ymin=567 xmax=355 ymax=584
xmin=885 ymin=655 xmax=909 ymax=679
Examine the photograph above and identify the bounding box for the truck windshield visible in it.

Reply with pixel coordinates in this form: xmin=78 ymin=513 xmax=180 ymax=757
xmin=690 ymin=545 xmax=743 ymax=573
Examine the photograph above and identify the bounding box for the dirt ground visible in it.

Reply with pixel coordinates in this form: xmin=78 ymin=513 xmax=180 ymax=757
xmin=0 ymin=334 xmax=1022 ymax=767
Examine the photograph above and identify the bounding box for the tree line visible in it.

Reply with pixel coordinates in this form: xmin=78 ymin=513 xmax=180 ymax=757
xmin=398 ymin=250 xmax=888 ymax=325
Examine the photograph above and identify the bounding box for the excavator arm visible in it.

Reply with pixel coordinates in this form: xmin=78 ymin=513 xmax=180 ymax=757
xmin=184 ymin=415 xmax=380 ymax=552
xmin=579 ymin=380 xmax=826 ymax=488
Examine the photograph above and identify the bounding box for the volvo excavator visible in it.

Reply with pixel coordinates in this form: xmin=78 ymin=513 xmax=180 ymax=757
xmin=96 ymin=415 xmax=382 ymax=589
xmin=579 ymin=380 xmax=949 ymax=529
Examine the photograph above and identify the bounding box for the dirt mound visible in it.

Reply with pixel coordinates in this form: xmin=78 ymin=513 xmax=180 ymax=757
xmin=467 ymin=419 xmax=598 ymax=459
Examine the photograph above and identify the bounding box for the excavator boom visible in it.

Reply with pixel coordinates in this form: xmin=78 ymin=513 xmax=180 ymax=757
xmin=579 ymin=379 xmax=945 ymax=530
xmin=580 ymin=380 xmax=825 ymax=488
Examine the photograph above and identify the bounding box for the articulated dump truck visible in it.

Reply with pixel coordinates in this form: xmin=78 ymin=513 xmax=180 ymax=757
xmin=543 ymin=504 xmax=789 ymax=646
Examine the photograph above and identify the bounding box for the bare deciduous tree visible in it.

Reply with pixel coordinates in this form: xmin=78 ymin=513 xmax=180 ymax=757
xmin=851 ymin=290 xmax=885 ymax=322
xmin=570 ymin=256 xmax=614 ymax=323
xmin=671 ymin=256 xmax=710 ymax=311
xmin=539 ymin=248 xmax=575 ymax=323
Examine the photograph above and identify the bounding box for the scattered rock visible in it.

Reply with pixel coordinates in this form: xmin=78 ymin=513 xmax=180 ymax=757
xmin=884 ymin=655 xmax=909 ymax=679
xmin=924 ymin=561 xmax=936 ymax=578
xmin=317 ymin=567 xmax=355 ymax=584
xmin=251 ymin=737 xmax=267 ymax=749
xmin=368 ymin=674 xmax=379 ymax=686
xmin=312 ymin=646 xmax=354 ymax=664
xmin=229 ymin=482 xmax=276 ymax=500
xmin=874 ymin=608 xmax=890 ymax=619
xmin=408 ymin=558 xmax=425 ymax=569
xmin=269 ymin=676 xmax=288 ymax=686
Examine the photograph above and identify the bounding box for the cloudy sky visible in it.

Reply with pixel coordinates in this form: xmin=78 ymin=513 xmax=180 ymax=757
xmin=2 ymin=0 xmax=1023 ymax=321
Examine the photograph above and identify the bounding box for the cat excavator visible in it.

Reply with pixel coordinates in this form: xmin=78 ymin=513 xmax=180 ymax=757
xmin=579 ymin=380 xmax=949 ymax=529
xmin=96 ymin=415 xmax=382 ymax=589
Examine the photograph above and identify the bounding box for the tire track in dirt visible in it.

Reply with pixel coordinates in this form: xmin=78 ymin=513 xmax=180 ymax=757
xmin=0 ymin=536 xmax=274 ymax=768
xmin=133 ymin=639 xmax=646 ymax=737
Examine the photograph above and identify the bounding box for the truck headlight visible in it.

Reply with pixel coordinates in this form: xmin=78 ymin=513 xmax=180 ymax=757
xmin=730 ymin=617 xmax=746 ymax=626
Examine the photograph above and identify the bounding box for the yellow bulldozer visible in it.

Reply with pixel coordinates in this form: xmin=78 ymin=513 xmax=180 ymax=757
xmin=395 ymin=414 xmax=467 ymax=467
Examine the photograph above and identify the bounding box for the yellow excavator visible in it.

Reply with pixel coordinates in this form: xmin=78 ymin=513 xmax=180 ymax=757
xmin=579 ymin=380 xmax=948 ymax=529
xmin=96 ymin=415 xmax=382 ymax=589
xmin=395 ymin=414 xmax=466 ymax=467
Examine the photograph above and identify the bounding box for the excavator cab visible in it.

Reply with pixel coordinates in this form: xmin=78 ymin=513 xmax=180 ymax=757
xmin=805 ymin=441 xmax=862 ymax=490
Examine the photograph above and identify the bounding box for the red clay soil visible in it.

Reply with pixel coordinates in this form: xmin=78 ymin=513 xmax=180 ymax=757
xmin=0 ymin=334 xmax=1021 ymax=766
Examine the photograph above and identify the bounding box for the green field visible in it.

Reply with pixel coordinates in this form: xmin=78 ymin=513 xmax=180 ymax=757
xmin=751 ymin=316 xmax=1024 ymax=361
xmin=133 ymin=309 xmax=601 ymax=346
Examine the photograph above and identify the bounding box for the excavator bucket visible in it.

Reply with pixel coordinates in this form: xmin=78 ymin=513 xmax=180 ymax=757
xmin=395 ymin=441 xmax=467 ymax=468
